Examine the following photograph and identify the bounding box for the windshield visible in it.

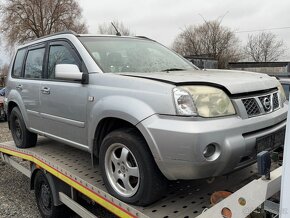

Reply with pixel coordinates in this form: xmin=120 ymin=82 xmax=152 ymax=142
xmin=79 ymin=37 xmax=196 ymax=73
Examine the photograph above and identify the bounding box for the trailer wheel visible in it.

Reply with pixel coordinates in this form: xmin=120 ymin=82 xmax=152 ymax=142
xmin=100 ymin=128 xmax=167 ymax=206
xmin=34 ymin=171 xmax=65 ymax=218
xmin=10 ymin=107 xmax=37 ymax=148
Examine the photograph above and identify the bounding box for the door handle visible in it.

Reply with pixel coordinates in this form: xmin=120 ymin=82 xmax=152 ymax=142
xmin=16 ymin=84 xmax=23 ymax=91
xmin=41 ymin=87 xmax=51 ymax=95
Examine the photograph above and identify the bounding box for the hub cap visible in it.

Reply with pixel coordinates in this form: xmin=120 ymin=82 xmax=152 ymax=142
xmin=105 ymin=143 xmax=140 ymax=197
xmin=40 ymin=183 xmax=52 ymax=210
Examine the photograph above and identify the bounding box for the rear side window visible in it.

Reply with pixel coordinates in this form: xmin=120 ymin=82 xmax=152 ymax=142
xmin=24 ymin=48 xmax=45 ymax=79
xmin=12 ymin=49 xmax=26 ymax=78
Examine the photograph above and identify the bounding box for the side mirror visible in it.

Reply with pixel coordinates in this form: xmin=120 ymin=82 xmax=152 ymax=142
xmin=55 ymin=64 xmax=88 ymax=84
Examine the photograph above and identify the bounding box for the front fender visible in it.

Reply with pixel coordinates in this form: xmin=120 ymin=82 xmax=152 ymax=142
xmin=88 ymin=95 xmax=156 ymax=150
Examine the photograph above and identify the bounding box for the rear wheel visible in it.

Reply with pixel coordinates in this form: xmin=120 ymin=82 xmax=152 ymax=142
xmin=10 ymin=107 xmax=37 ymax=148
xmin=100 ymin=128 xmax=167 ymax=206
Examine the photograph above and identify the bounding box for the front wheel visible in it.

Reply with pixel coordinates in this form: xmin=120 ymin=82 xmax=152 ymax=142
xmin=10 ymin=107 xmax=37 ymax=148
xmin=99 ymin=128 xmax=167 ymax=206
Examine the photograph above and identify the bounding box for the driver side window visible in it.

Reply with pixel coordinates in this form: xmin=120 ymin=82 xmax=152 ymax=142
xmin=48 ymin=45 xmax=79 ymax=79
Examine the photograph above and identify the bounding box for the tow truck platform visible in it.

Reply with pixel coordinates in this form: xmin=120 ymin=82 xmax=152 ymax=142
xmin=0 ymin=138 xmax=284 ymax=218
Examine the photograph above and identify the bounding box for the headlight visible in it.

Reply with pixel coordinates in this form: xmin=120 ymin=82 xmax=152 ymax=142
xmin=277 ymin=83 xmax=287 ymax=106
xmin=173 ymin=88 xmax=197 ymax=116
xmin=173 ymin=86 xmax=235 ymax=117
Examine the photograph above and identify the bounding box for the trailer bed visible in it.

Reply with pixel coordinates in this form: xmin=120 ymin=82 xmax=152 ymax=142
xmin=0 ymin=138 xmax=269 ymax=218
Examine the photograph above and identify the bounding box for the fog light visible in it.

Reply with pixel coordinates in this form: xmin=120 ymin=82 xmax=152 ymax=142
xmin=203 ymin=144 xmax=216 ymax=158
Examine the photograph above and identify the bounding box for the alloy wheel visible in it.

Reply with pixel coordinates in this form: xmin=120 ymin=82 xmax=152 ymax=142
xmin=104 ymin=143 xmax=140 ymax=197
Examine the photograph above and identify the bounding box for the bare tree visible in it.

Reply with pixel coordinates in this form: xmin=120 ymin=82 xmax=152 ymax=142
xmin=0 ymin=0 xmax=88 ymax=48
xmin=172 ymin=20 xmax=242 ymax=68
xmin=243 ymin=32 xmax=285 ymax=62
xmin=98 ymin=20 xmax=133 ymax=36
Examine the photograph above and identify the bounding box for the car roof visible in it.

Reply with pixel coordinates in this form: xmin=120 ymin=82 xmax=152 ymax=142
xmin=17 ymin=31 xmax=153 ymax=49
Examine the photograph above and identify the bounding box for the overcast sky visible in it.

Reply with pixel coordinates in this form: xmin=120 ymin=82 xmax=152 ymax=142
xmin=1 ymin=0 xmax=290 ymax=64
xmin=79 ymin=0 xmax=290 ymax=60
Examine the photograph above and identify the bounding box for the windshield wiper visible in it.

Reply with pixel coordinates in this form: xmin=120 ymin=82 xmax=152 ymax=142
xmin=161 ymin=68 xmax=186 ymax=72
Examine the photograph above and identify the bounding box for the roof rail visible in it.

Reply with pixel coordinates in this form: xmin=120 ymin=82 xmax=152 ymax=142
xmin=135 ymin=36 xmax=155 ymax=41
xmin=27 ymin=31 xmax=78 ymax=43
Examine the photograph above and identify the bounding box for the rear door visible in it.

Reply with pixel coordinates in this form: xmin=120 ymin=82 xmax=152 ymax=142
xmin=40 ymin=40 xmax=88 ymax=148
xmin=16 ymin=44 xmax=46 ymax=131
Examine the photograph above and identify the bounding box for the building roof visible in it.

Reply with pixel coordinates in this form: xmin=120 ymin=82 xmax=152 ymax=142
xmin=228 ymin=62 xmax=290 ymax=68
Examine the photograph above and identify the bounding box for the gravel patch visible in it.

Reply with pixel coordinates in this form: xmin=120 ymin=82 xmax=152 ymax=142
xmin=0 ymin=121 xmax=13 ymax=143
xmin=0 ymin=121 xmax=40 ymax=218
xmin=0 ymin=161 xmax=40 ymax=218
xmin=0 ymin=121 xmax=115 ymax=218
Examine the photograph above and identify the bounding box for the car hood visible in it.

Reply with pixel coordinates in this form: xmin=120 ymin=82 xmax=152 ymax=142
xmin=119 ymin=69 xmax=279 ymax=94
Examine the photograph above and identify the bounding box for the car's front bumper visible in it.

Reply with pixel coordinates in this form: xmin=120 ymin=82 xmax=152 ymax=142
xmin=137 ymin=105 xmax=287 ymax=180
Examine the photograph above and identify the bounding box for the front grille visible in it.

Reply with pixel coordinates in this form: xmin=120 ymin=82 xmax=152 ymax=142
xmin=242 ymin=98 xmax=261 ymax=117
xmin=273 ymin=93 xmax=279 ymax=110
xmin=242 ymin=92 xmax=280 ymax=118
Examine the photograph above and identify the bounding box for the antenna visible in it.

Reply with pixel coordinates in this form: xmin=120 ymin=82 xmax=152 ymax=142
xmin=111 ymin=22 xmax=121 ymax=36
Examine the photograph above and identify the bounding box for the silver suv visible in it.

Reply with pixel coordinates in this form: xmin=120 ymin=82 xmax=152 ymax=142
xmin=5 ymin=32 xmax=288 ymax=205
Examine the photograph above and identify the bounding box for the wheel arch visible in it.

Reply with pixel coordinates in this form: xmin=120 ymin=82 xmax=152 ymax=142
xmin=92 ymin=117 xmax=149 ymax=160
xmin=7 ymin=101 xmax=18 ymax=127
xmin=7 ymin=99 xmax=29 ymax=129
xmin=88 ymin=95 xmax=157 ymax=158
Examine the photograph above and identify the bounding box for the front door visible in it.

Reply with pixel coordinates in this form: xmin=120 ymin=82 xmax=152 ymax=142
xmin=40 ymin=41 xmax=88 ymax=148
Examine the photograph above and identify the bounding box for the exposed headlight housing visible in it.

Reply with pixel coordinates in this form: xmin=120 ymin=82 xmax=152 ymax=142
xmin=173 ymin=86 xmax=236 ymax=118
xmin=173 ymin=88 xmax=197 ymax=116
xmin=277 ymin=83 xmax=287 ymax=106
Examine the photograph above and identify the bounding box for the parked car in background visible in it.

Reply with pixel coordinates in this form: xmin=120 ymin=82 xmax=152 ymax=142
xmin=4 ymin=32 xmax=288 ymax=206
xmin=0 ymin=87 xmax=5 ymax=96
xmin=0 ymin=87 xmax=7 ymax=121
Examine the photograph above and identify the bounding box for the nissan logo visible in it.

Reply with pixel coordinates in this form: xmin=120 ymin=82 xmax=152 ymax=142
xmin=263 ymin=97 xmax=271 ymax=110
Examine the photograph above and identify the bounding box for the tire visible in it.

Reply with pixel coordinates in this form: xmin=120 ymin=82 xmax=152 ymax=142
xmin=99 ymin=128 xmax=167 ymax=206
xmin=34 ymin=171 xmax=66 ymax=218
xmin=10 ymin=107 xmax=37 ymax=148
